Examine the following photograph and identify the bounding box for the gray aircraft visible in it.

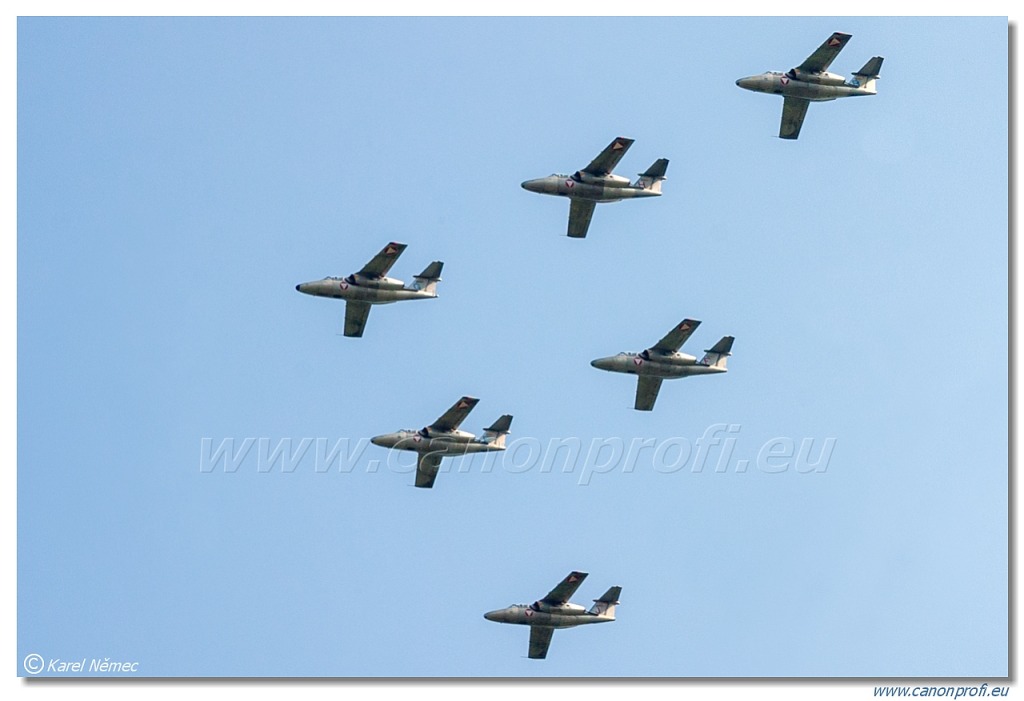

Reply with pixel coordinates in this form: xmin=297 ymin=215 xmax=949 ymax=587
xmin=370 ymin=396 xmax=512 ymax=489
xmin=736 ymin=31 xmax=883 ymax=139
xmin=521 ymin=137 xmax=668 ymax=238
xmin=591 ymin=318 xmax=734 ymax=411
xmin=484 ymin=571 xmax=621 ymax=659
xmin=295 ymin=241 xmax=442 ymax=337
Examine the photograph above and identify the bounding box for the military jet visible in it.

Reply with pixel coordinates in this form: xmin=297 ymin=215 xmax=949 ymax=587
xmin=521 ymin=137 xmax=668 ymax=239
xmin=735 ymin=32 xmax=883 ymax=139
xmin=370 ymin=396 xmax=512 ymax=489
xmin=484 ymin=571 xmax=620 ymax=660
xmin=591 ymin=319 xmax=734 ymax=411
xmin=295 ymin=242 xmax=442 ymax=337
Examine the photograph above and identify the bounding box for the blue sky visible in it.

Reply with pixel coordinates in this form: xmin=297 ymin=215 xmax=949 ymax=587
xmin=16 ymin=15 xmax=1007 ymax=679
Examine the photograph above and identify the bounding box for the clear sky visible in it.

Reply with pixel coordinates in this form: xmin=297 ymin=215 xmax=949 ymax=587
xmin=17 ymin=15 xmax=1007 ymax=679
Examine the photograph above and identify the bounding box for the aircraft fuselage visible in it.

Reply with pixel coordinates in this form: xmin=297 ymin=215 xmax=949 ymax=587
xmin=370 ymin=430 xmax=503 ymax=456
xmin=483 ymin=605 xmax=612 ymax=629
xmin=295 ymin=277 xmax=436 ymax=305
xmin=590 ymin=352 xmax=726 ymax=379
xmin=521 ymin=174 xmax=661 ymax=202
xmin=736 ymin=72 xmax=874 ymax=101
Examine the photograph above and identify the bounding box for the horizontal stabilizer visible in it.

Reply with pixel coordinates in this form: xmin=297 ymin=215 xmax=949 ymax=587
xmin=485 ymin=414 xmax=513 ymax=434
xmin=699 ymin=336 xmax=734 ymax=370
xmin=589 ymin=586 xmax=621 ymax=617
xmin=415 ymin=260 xmax=444 ymax=281
xmin=853 ymin=56 xmax=884 ymax=78
xmin=704 ymin=336 xmax=735 ymax=356
xmin=639 ymin=158 xmax=669 ymax=179
xmin=594 ymin=586 xmax=621 ymax=604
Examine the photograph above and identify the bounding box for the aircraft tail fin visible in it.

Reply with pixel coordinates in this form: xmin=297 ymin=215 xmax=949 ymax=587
xmin=635 ymin=158 xmax=669 ymax=193
xmin=699 ymin=336 xmax=734 ymax=369
xmin=482 ymin=414 xmax=513 ymax=448
xmin=589 ymin=586 xmax=622 ymax=618
xmin=410 ymin=261 xmax=444 ymax=294
xmin=851 ymin=56 xmax=883 ymax=93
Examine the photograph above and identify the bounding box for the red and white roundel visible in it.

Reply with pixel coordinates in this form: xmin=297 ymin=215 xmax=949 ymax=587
xmin=525 ymin=609 xmax=534 ymax=617
xmin=413 ymin=435 xmax=422 ymax=443
xmin=633 ymin=357 xmax=644 ymax=367
xmin=565 ymin=180 xmax=574 ymax=189
xmin=339 ymin=281 xmax=349 ymax=290
xmin=780 ymin=76 xmax=790 ymax=86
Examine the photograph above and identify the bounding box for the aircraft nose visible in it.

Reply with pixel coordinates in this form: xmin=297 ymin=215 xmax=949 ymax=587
xmin=370 ymin=435 xmax=385 ymax=447
xmin=591 ymin=357 xmax=613 ymax=371
xmin=735 ymin=76 xmax=757 ymax=91
xmin=521 ymin=179 xmax=541 ymax=193
xmin=483 ymin=610 xmax=500 ymax=622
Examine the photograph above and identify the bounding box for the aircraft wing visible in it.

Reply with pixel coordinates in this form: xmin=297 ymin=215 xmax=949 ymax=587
xmin=528 ymin=626 xmax=555 ymax=660
xmin=651 ymin=318 xmax=701 ymax=353
xmin=779 ymin=97 xmax=811 ymax=140
xmin=541 ymin=571 xmax=588 ymax=606
xmin=581 ymin=137 xmax=634 ymax=176
xmin=344 ymin=301 xmax=372 ymax=338
xmin=415 ymin=452 xmax=444 ymax=489
xmin=429 ymin=396 xmax=480 ymax=432
xmin=567 ymin=199 xmax=597 ymax=239
xmin=796 ymin=32 xmax=852 ymax=73
xmin=635 ymin=376 xmax=664 ymax=412
xmin=357 ymin=241 xmax=407 ymax=278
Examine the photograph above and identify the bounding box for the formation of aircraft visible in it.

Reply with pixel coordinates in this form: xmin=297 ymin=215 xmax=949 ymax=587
xmin=291 ymin=30 xmax=883 ymax=660
xmin=521 ymin=137 xmax=668 ymax=239
xmin=370 ymin=396 xmax=512 ymax=489
xmin=484 ymin=571 xmax=621 ymax=659
xmin=295 ymin=241 xmax=442 ymax=337
xmin=591 ymin=318 xmax=734 ymax=411
xmin=735 ymin=31 xmax=883 ymax=139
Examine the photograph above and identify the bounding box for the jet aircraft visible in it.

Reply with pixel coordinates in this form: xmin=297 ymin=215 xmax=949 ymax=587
xmin=735 ymin=32 xmax=883 ymax=139
xmin=484 ymin=571 xmax=620 ymax=659
xmin=521 ymin=137 xmax=668 ymax=239
xmin=370 ymin=396 xmax=512 ymax=489
xmin=295 ymin=241 xmax=442 ymax=337
xmin=591 ymin=318 xmax=734 ymax=411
